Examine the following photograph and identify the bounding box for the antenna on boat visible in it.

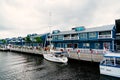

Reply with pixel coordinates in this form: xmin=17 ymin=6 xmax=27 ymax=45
xmin=43 ymin=12 xmax=52 ymax=51
xmin=49 ymin=12 xmax=54 ymax=50
xmin=49 ymin=12 xmax=52 ymax=47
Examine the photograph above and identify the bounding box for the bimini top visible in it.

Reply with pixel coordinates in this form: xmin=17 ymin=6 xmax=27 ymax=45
xmin=104 ymin=53 xmax=120 ymax=58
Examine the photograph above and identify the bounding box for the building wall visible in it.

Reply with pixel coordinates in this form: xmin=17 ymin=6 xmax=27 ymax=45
xmin=51 ymin=26 xmax=115 ymax=51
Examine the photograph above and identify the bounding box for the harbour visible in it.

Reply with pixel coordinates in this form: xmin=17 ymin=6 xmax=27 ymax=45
xmin=0 ymin=51 xmax=119 ymax=80
xmin=0 ymin=47 xmax=104 ymax=63
xmin=0 ymin=19 xmax=120 ymax=79
xmin=1 ymin=19 xmax=120 ymax=63
xmin=1 ymin=0 xmax=120 ymax=79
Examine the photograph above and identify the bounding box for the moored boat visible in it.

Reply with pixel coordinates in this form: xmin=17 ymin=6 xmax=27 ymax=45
xmin=43 ymin=49 xmax=68 ymax=63
xmin=99 ymin=52 xmax=120 ymax=78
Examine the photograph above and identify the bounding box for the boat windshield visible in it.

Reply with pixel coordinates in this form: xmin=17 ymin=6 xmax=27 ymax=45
xmin=106 ymin=58 xmax=114 ymax=66
xmin=116 ymin=57 xmax=120 ymax=66
xmin=55 ymin=52 xmax=62 ymax=54
xmin=101 ymin=57 xmax=120 ymax=67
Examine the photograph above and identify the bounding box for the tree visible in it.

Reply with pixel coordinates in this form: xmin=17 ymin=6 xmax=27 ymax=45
xmin=1 ymin=39 xmax=6 ymax=45
xmin=35 ymin=37 xmax=42 ymax=43
xmin=25 ymin=36 xmax=31 ymax=46
xmin=35 ymin=37 xmax=43 ymax=47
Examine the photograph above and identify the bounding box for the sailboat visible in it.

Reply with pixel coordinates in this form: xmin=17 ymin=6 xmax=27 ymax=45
xmin=43 ymin=12 xmax=68 ymax=63
xmin=43 ymin=49 xmax=68 ymax=63
xmin=43 ymin=37 xmax=68 ymax=63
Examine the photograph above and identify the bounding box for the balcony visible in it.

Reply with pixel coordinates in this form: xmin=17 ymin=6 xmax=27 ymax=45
xmin=71 ymin=36 xmax=79 ymax=40
xmin=116 ymin=36 xmax=120 ymax=39
xmin=63 ymin=36 xmax=79 ymax=40
xmin=98 ymin=35 xmax=112 ymax=39
xmin=64 ymin=37 xmax=71 ymax=40
xmin=47 ymin=38 xmax=52 ymax=41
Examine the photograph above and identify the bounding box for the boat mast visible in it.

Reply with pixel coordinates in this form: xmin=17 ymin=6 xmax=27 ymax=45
xmin=43 ymin=12 xmax=52 ymax=49
xmin=49 ymin=12 xmax=53 ymax=49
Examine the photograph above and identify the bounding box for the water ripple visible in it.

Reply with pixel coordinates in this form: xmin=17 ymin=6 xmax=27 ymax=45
xmin=0 ymin=51 xmax=119 ymax=80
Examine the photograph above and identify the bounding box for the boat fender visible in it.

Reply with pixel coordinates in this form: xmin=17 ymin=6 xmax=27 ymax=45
xmin=96 ymin=51 xmax=98 ymax=54
xmin=77 ymin=50 xmax=80 ymax=53
xmin=90 ymin=49 xmax=93 ymax=54
xmin=67 ymin=49 xmax=70 ymax=53
xmin=60 ymin=49 xmax=63 ymax=52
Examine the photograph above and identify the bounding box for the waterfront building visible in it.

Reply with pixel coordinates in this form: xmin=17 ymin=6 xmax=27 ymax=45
xmin=0 ymin=33 xmax=49 ymax=47
xmin=8 ymin=37 xmax=25 ymax=46
xmin=26 ymin=33 xmax=48 ymax=47
xmin=49 ymin=19 xmax=120 ymax=52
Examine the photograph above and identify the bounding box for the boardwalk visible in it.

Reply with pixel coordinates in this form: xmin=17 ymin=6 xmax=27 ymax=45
xmin=0 ymin=47 xmax=104 ymax=62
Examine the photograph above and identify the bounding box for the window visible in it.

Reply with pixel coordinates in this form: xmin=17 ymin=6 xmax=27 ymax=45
xmin=64 ymin=35 xmax=70 ymax=37
xmin=116 ymin=58 xmax=120 ymax=66
xmin=99 ymin=31 xmax=111 ymax=35
xmin=58 ymin=35 xmax=63 ymax=40
xmin=75 ymin=26 xmax=85 ymax=31
xmin=103 ymin=42 xmax=110 ymax=49
xmin=74 ymin=44 xmax=78 ymax=48
xmin=106 ymin=57 xmax=114 ymax=66
xmin=83 ymin=43 xmax=90 ymax=47
xmin=53 ymin=36 xmax=58 ymax=40
xmin=79 ymin=33 xmax=87 ymax=39
xmin=67 ymin=44 xmax=72 ymax=48
xmin=89 ymin=32 xmax=97 ymax=38
xmin=71 ymin=34 xmax=78 ymax=37
xmin=101 ymin=60 xmax=106 ymax=65
xmin=57 ymin=43 xmax=61 ymax=47
xmin=95 ymin=43 xmax=100 ymax=49
xmin=52 ymin=30 xmax=60 ymax=34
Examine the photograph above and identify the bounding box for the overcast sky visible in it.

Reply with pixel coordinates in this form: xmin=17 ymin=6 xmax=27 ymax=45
xmin=0 ymin=0 xmax=120 ymax=38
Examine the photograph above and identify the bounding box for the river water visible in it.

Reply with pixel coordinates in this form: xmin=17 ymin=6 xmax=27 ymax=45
xmin=0 ymin=51 xmax=119 ymax=80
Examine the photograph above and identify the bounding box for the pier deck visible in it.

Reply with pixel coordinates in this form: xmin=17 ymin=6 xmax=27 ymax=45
xmin=0 ymin=47 xmax=104 ymax=62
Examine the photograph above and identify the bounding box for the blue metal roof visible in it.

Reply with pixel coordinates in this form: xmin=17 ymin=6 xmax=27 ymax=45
xmin=52 ymin=25 xmax=115 ymax=35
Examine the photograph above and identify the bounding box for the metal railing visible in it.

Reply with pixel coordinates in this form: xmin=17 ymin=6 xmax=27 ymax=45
xmin=98 ymin=35 xmax=111 ymax=39
xmin=64 ymin=37 xmax=71 ymax=40
xmin=56 ymin=48 xmax=104 ymax=54
xmin=71 ymin=36 xmax=79 ymax=40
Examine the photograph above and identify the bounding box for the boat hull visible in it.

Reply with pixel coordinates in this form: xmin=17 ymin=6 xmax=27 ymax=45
xmin=43 ymin=54 xmax=68 ymax=63
xmin=100 ymin=65 xmax=120 ymax=78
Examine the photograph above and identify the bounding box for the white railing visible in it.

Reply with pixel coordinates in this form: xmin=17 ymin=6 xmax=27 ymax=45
xmin=71 ymin=36 xmax=79 ymax=40
xmin=47 ymin=38 xmax=52 ymax=41
xmin=64 ymin=37 xmax=71 ymax=40
xmin=56 ymin=47 xmax=64 ymax=51
xmin=55 ymin=48 xmax=104 ymax=54
xmin=98 ymin=35 xmax=112 ymax=39
xmin=64 ymin=36 xmax=79 ymax=40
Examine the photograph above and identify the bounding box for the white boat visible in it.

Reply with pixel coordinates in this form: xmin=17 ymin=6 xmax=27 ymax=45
xmin=100 ymin=52 xmax=120 ymax=78
xmin=43 ymin=49 xmax=68 ymax=63
xmin=43 ymin=13 xmax=68 ymax=63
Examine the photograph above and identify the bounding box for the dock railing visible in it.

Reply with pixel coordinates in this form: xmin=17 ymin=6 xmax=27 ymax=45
xmin=56 ymin=48 xmax=104 ymax=54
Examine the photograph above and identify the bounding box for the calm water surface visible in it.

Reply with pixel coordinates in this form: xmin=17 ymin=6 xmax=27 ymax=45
xmin=0 ymin=51 xmax=119 ymax=80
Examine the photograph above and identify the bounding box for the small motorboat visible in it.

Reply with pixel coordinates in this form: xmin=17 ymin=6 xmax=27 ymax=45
xmin=99 ymin=52 xmax=120 ymax=78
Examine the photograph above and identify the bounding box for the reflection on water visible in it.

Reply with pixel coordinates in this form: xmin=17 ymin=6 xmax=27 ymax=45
xmin=0 ymin=51 xmax=119 ymax=80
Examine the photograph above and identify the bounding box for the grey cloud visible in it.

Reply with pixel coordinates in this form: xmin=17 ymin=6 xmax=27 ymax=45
xmin=45 ymin=0 xmax=120 ymax=28
xmin=44 ymin=0 xmax=99 ymax=27
xmin=0 ymin=25 xmax=13 ymax=31
xmin=0 ymin=0 xmax=120 ymax=38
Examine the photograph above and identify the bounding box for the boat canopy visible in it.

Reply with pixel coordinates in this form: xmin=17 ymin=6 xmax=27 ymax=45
xmin=104 ymin=53 xmax=120 ymax=58
xmin=55 ymin=52 xmax=62 ymax=54
xmin=50 ymin=49 xmax=62 ymax=53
